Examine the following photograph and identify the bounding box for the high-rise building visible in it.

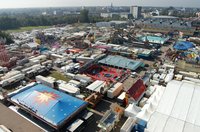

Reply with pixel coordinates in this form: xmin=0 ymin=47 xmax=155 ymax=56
xmin=130 ymin=6 xmax=142 ymax=19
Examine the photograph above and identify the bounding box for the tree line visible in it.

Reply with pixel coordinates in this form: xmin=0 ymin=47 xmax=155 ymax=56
xmin=0 ymin=31 xmax=14 ymax=44
xmin=0 ymin=15 xmax=80 ymax=30
xmin=0 ymin=9 xmax=108 ymax=30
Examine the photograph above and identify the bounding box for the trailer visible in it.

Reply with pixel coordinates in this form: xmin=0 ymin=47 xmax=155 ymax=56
xmin=68 ymin=80 xmax=81 ymax=87
xmin=59 ymin=83 xmax=80 ymax=95
xmin=66 ymin=119 xmax=85 ymax=132
xmin=81 ymin=112 xmax=94 ymax=124
xmin=0 ymin=73 xmax=25 ymax=87
xmin=107 ymin=82 xmax=123 ymax=99
xmin=35 ymin=75 xmax=55 ymax=88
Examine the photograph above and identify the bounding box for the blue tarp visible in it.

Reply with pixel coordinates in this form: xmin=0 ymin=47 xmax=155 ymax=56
xmin=10 ymin=84 xmax=87 ymax=126
xmin=39 ymin=46 xmax=49 ymax=52
xmin=174 ymin=41 xmax=195 ymax=50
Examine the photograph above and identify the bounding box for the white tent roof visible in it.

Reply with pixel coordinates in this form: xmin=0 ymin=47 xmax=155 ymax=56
xmin=146 ymin=80 xmax=200 ymax=132
xmin=145 ymin=112 xmax=168 ymax=132
xmin=125 ymin=104 xmax=141 ymax=117
xmin=136 ymin=109 xmax=152 ymax=122
xmin=86 ymin=80 xmax=106 ymax=92
xmin=184 ymin=122 xmax=200 ymax=132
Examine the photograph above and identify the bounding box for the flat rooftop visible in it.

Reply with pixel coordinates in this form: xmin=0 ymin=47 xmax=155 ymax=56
xmin=0 ymin=103 xmax=43 ymax=132
xmin=139 ymin=36 xmax=169 ymax=44
xmin=146 ymin=80 xmax=200 ymax=132
xmin=98 ymin=55 xmax=144 ymax=71
xmin=9 ymin=83 xmax=88 ymax=129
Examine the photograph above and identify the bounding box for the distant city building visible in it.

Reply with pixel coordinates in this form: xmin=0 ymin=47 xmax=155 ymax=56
xmin=42 ymin=12 xmax=47 ymax=15
xmin=134 ymin=16 xmax=197 ymax=34
xmin=96 ymin=21 xmax=128 ymax=28
xmin=100 ymin=13 xmax=113 ymax=18
xmin=100 ymin=12 xmax=131 ymax=19
xmin=100 ymin=13 xmax=119 ymax=18
xmin=151 ymin=10 xmax=159 ymax=16
xmin=111 ymin=2 xmax=113 ymax=8
xmin=120 ymin=13 xmax=132 ymax=19
xmin=130 ymin=6 xmax=142 ymax=19
xmin=142 ymin=12 xmax=152 ymax=18
xmin=53 ymin=11 xmax=57 ymax=15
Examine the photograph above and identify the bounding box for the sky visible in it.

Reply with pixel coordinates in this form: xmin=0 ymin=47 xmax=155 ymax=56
xmin=0 ymin=0 xmax=199 ymax=8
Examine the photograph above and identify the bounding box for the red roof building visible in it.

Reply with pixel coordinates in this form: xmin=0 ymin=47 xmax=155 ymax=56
xmin=127 ymin=79 xmax=146 ymax=102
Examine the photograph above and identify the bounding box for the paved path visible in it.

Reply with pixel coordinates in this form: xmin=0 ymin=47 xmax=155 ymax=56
xmin=0 ymin=103 xmax=44 ymax=132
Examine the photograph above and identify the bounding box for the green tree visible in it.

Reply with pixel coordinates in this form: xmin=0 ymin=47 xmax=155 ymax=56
xmin=0 ymin=31 xmax=14 ymax=44
xmin=0 ymin=16 xmax=20 ymax=30
xmin=80 ymin=9 xmax=89 ymax=23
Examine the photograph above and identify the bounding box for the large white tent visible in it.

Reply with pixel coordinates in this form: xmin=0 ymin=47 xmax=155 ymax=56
xmin=145 ymin=80 xmax=200 ymax=132
xmin=136 ymin=85 xmax=166 ymax=122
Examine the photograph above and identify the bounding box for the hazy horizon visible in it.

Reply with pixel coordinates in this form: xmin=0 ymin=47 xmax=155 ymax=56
xmin=0 ymin=0 xmax=199 ymax=9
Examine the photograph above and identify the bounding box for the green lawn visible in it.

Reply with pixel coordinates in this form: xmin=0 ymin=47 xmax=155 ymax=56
xmin=6 ymin=26 xmax=51 ymax=33
xmin=143 ymin=27 xmax=194 ymax=36
xmin=49 ymin=71 xmax=71 ymax=82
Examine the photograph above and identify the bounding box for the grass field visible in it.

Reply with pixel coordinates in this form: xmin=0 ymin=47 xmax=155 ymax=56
xmin=143 ymin=27 xmax=194 ymax=36
xmin=6 ymin=26 xmax=51 ymax=33
xmin=49 ymin=71 xmax=71 ymax=82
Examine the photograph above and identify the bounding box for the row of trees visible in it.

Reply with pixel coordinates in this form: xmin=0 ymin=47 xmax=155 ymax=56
xmin=0 ymin=15 xmax=80 ymax=30
xmin=0 ymin=9 xmax=108 ymax=30
xmin=0 ymin=17 xmax=20 ymax=30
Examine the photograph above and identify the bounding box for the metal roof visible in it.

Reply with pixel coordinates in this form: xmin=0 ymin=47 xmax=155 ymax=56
xmin=152 ymin=15 xmax=178 ymax=19
xmin=9 ymin=84 xmax=87 ymax=128
xmin=98 ymin=55 xmax=144 ymax=71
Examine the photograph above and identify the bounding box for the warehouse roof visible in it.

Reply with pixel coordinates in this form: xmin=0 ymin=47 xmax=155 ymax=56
xmin=151 ymin=15 xmax=178 ymax=19
xmin=98 ymin=55 xmax=144 ymax=71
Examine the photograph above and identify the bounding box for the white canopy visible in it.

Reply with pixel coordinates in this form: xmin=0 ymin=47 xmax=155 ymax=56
xmin=124 ymin=104 xmax=141 ymax=117
xmin=146 ymin=80 xmax=200 ymax=132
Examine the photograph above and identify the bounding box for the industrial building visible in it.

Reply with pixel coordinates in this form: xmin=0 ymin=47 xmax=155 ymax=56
xmin=98 ymin=55 xmax=144 ymax=71
xmin=139 ymin=36 xmax=170 ymax=45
